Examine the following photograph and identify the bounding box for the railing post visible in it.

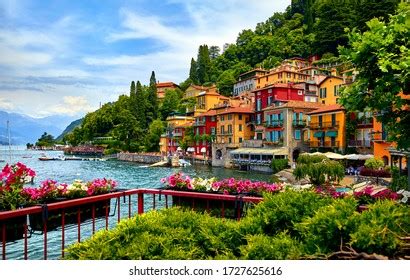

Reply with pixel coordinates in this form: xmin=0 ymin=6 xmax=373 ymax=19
xmin=138 ymin=193 xmax=144 ymax=214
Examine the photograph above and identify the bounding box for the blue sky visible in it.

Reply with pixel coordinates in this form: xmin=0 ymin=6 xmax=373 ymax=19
xmin=0 ymin=0 xmax=290 ymax=119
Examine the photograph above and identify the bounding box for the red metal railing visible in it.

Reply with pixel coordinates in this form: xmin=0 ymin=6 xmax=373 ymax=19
xmin=0 ymin=189 xmax=263 ymax=260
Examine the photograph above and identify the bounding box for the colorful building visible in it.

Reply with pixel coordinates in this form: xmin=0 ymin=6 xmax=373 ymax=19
xmin=233 ymin=68 xmax=268 ymax=96
xmin=192 ymin=109 xmax=217 ymax=157
xmin=156 ymin=82 xmax=180 ymax=100
xmin=159 ymin=115 xmax=195 ymax=155
xmin=318 ymin=76 xmax=344 ymax=105
xmin=263 ymin=101 xmax=322 ymax=162
xmin=253 ymin=84 xmax=305 ymax=132
xmin=347 ymin=111 xmax=374 ymax=154
xmin=307 ymin=104 xmax=346 ymax=152
xmin=215 ymin=106 xmax=255 ymax=146
xmin=193 ymin=86 xmax=230 ymax=116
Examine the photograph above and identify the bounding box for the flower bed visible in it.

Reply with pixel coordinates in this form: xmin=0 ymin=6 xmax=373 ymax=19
xmin=0 ymin=163 xmax=117 ymax=236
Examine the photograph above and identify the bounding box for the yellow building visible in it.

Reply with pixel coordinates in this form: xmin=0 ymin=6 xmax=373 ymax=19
xmin=159 ymin=115 xmax=195 ymax=155
xmin=307 ymin=104 xmax=346 ymax=152
xmin=194 ymin=86 xmax=230 ymax=116
xmin=318 ymin=76 xmax=344 ymax=105
xmin=215 ymin=106 xmax=254 ymax=145
xmin=183 ymin=84 xmax=212 ymax=99
xmin=256 ymin=67 xmax=311 ymax=89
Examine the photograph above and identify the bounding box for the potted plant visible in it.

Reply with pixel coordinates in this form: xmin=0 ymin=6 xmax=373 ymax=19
xmin=0 ymin=163 xmax=36 ymax=242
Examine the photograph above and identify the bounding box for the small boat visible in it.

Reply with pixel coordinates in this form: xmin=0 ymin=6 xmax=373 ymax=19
xmin=22 ymin=155 xmax=33 ymax=158
xmin=38 ymin=154 xmax=64 ymax=161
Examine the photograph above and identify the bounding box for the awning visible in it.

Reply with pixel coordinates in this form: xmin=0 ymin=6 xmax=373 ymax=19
xmin=314 ymin=131 xmax=324 ymax=138
xmin=326 ymin=131 xmax=338 ymax=137
xmin=230 ymin=147 xmax=288 ymax=156
xmin=324 ymin=152 xmax=345 ymax=160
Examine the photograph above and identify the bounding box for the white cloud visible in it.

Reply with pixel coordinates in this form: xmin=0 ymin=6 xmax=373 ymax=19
xmin=0 ymin=97 xmax=14 ymax=110
xmin=51 ymin=96 xmax=96 ymax=116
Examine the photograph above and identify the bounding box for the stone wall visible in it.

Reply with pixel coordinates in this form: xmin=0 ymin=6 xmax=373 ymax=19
xmin=118 ymin=153 xmax=163 ymax=164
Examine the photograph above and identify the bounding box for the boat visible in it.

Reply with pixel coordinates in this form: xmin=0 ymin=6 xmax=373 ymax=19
xmin=38 ymin=154 xmax=64 ymax=161
xmin=22 ymin=155 xmax=33 ymax=159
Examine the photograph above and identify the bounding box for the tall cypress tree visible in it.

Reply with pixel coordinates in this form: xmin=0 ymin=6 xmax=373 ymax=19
xmin=146 ymin=71 xmax=158 ymax=124
xmin=129 ymin=81 xmax=136 ymax=113
xmin=135 ymin=81 xmax=146 ymax=129
xmin=189 ymin=58 xmax=198 ymax=84
xmin=196 ymin=45 xmax=211 ymax=84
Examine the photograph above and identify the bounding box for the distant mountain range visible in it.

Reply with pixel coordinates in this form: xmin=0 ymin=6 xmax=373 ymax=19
xmin=56 ymin=118 xmax=83 ymax=141
xmin=0 ymin=110 xmax=77 ymax=145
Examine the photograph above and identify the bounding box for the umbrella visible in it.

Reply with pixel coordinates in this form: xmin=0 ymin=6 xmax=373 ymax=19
xmin=344 ymin=154 xmax=360 ymax=160
xmin=324 ymin=152 xmax=345 ymax=160
xmin=200 ymin=147 xmax=207 ymax=153
xmin=177 ymin=147 xmax=182 ymax=151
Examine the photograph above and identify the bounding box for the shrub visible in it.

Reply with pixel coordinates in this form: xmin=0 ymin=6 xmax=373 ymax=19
xmin=364 ymin=158 xmax=384 ymax=169
xmin=296 ymin=198 xmax=358 ymax=254
xmin=294 ymin=155 xmax=345 ymax=185
xmin=349 ymin=200 xmax=410 ymax=257
xmin=240 ymin=232 xmax=304 ymax=260
xmin=390 ymin=167 xmax=408 ymax=192
xmin=271 ymin=159 xmax=288 ymax=173
xmin=241 ymin=191 xmax=333 ymax=236
xmin=359 ymin=168 xmax=391 ymax=178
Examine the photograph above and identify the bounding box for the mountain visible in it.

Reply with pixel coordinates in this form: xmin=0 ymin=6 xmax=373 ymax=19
xmin=0 ymin=110 xmax=77 ymax=145
xmin=56 ymin=118 xmax=83 ymax=141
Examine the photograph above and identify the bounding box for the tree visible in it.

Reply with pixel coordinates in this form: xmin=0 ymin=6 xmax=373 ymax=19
xmin=339 ymin=4 xmax=410 ymax=149
xmin=135 ymin=81 xmax=147 ymax=129
xmin=196 ymin=45 xmax=211 ymax=84
xmin=216 ymin=70 xmax=236 ymax=96
xmin=159 ymin=89 xmax=183 ymax=120
xmin=145 ymin=119 xmax=164 ymax=152
xmin=146 ymin=71 xmax=159 ymax=124
xmin=209 ymin=46 xmax=221 ymax=60
xmin=189 ymin=58 xmax=198 ymax=84
xmin=36 ymin=132 xmax=55 ymax=147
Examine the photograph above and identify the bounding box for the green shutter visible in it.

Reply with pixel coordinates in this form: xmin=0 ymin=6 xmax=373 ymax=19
xmin=314 ymin=131 xmax=324 ymax=138
xmin=326 ymin=131 xmax=338 ymax=137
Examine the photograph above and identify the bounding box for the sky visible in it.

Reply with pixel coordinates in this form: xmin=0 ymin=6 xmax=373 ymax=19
xmin=0 ymin=0 xmax=290 ymax=119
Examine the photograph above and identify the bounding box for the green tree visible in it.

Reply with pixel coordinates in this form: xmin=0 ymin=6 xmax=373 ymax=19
xmin=189 ymin=58 xmax=198 ymax=84
xmin=146 ymin=71 xmax=159 ymax=124
xmin=209 ymin=45 xmax=221 ymax=60
xmin=216 ymin=70 xmax=236 ymax=96
xmin=145 ymin=119 xmax=164 ymax=152
xmin=159 ymin=89 xmax=183 ymax=120
xmin=135 ymin=81 xmax=147 ymax=129
xmin=197 ymin=45 xmax=211 ymax=84
xmin=339 ymin=4 xmax=410 ymax=149
xmin=36 ymin=132 xmax=55 ymax=147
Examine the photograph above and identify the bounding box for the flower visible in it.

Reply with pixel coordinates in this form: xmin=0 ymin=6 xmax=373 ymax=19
xmin=161 ymin=172 xmax=192 ymax=190
xmin=353 ymin=185 xmax=398 ymax=205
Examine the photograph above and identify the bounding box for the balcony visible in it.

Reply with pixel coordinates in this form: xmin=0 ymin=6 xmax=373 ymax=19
xmin=264 ymin=120 xmax=284 ymax=128
xmin=292 ymin=120 xmax=307 ymax=127
xmin=309 ymin=141 xmax=340 ymax=148
xmin=371 ymin=131 xmax=388 ymax=142
xmin=348 ymin=140 xmax=371 ymax=147
xmin=172 ymin=132 xmax=183 ymax=137
xmin=308 ymin=121 xmax=339 ymax=129
xmin=356 ymin=118 xmax=373 ymax=127
xmin=217 ymin=131 xmax=233 ymax=136
xmin=193 ymin=121 xmax=205 ymax=127
xmin=263 ymin=139 xmax=284 ymax=147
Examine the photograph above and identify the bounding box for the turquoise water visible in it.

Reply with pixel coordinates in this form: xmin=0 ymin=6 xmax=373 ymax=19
xmin=1 ymin=147 xmax=272 ymax=260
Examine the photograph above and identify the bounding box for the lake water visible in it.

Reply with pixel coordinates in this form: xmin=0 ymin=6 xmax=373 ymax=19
xmin=1 ymin=147 xmax=272 ymax=260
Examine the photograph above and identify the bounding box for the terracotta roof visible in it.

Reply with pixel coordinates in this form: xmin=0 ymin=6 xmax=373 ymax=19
xmin=252 ymin=83 xmax=300 ymax=92
xmin=239 ymin=68 xmax=269 ymax=77
xmin=197 ymin=109 xmax=217 ymax=117
xmin=307 ymin=104 xmax=345 ymax=115
xmin=264 ymin=101 xmax=323 ymax=111
xmin=216 ymin=106 xmax=254 ymax=115
xmin=157 ymin=82 xmax=179 ymax=88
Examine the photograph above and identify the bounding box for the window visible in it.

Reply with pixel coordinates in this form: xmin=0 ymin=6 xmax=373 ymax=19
xmin=319 ymin=88 xmax=327 ymax=98
xmin=228 ymin=125 xmax=232 ymax=133
xmin=239 ymin=124 xmax=243 ymax=132
xmin=256 ymin=114 xmax=261 ymax=125
xmin=211 ymin=127 xmax=216 ymax=135
xmin=256 ymin=99 xmax=262 ymax=111
xmin=211 ymin=116 xmax=216 ymax=122
xmin=221 ymin=125 xmax=225 ymax=134
xmin=268 ymin=96 xmax=273 ymax=106
xmin=228 ymin=114 xmax=232 ymax=120
xmin=287 ymin=73 xmax=291 ymax=78
xmin=334 ymin=84 xmax=342 ymax=96
xmin=221 ymin=115 xmax=224 ymax=121
xmin=268 ymin=89 xmax=272 ymax=93
xmin=294 ymin=129 xmax=301 ymax=140
xmin=239 ymin=137 xmax=243 ymax=143
xmin=278 ymin=73 xmax=282 ymax=79
xmin=331 ymin=114 xmax=336 ymax=126
xmin=228 ymin=137 xmax=232 ymax=144
xmin=238 ymin=114 xmax=242 ymax=120
xmin=298 ymin=90 xmax=303 ymax=95
xmin=266 ymin=77 xmax=268 ymax=81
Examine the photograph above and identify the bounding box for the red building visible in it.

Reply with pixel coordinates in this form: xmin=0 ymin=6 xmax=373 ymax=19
xmin=253 ymin=83 xmax=305 ymax=125
xmin=192 ymin=109 xmax=217 ymax=157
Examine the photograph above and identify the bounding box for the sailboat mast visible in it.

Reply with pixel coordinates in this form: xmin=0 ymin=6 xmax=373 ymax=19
xmin=7 ymin=120 xmax=11 ymax=162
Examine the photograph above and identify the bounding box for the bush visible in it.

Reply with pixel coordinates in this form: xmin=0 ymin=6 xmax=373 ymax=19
xmin=294 ymin=155 xmax=345 ymax=185
xmin=359 ymin=168 xmax=391 ymax=178
xmin=364 ymin=158 xmax=384 ymax=169
xmin=296 ymin=198 xmax=358 ymax=254
xmin=240 ymin=232 xmax=304 ymax=260
xmin=241 ymin=191 xmax=333 ymax=236
xmin=349 ymin=200 xmax=410 ymax=257
xmin=271 ymin=159 xmax=288 ymax=173
xmin=390 ymin=167 xmax=408 ymax=192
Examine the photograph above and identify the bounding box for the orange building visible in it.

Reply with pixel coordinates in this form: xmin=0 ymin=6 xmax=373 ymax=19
xmin=318 ymin=76 xmax=344 ymax=105
xmin=156 ymin=82 xmax=180 ymax=100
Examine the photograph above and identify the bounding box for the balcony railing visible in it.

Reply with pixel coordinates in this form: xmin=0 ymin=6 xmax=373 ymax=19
xmin=193 ymin=121 xmax=205 ymax=127
xmin=309 ymin=141 xmax=340 ymax=148
xmin=292 ymin=120 xmax=307 ymax=127
xmin=371 ymin=131 xmax=388 ymax=142
xmin=308 ymin=121 xmax=339 ymax=129
xmin=357 ymin=118 xmax=373 ymax=127
xmin=264 ymin=120 xmax=284 ymax=128
xmin=232 ymin=158 xmax=272 ymax=166
xmin=348 ymin=139 xmax=371 ymax=147
xmin=217 ymin=131 xmax=233 ymax=136
xmin=263 ymin=139 xmax=284 ymax=147
xmin=0 ymin=189 xmax=263 ymax=260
